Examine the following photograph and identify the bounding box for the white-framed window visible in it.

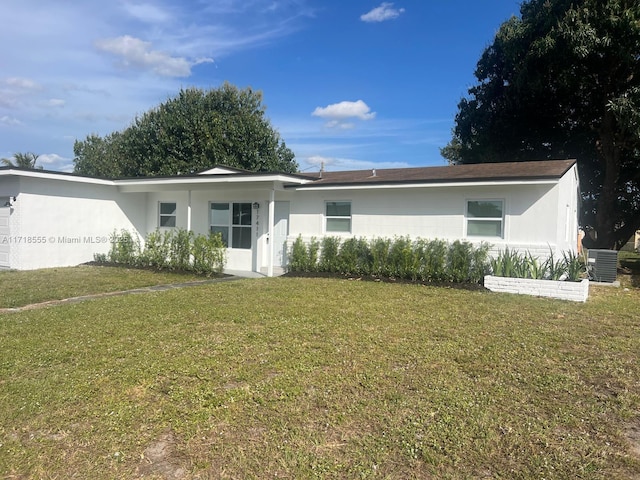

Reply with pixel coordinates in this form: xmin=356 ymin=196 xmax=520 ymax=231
xmin=210 ymin=202 xmax=252 ymax=249
xmin=159 ymin=202 xmax=177 ymax=228
xmin=325 ymin=201 xmax=351 ymax=233
xmin=466 ymin=199 xmax=504 ymax=238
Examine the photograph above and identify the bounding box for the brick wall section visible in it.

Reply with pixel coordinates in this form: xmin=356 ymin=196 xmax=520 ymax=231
xmin=484 ymin=276 xmax=589 ymax=302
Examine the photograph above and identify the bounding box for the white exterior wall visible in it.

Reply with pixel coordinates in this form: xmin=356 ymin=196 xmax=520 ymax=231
xmin=0 ymin=164 xmax=580 ymax=273
xmin=287 ymin=180 xmax=574 ymax=260
xmin=143 ymin=188 xmax=294 ymax=272
xmin=5 ymin=177 xmax=145 ymax=270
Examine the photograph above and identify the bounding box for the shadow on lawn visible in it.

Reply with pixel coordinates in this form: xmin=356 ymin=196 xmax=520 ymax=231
xmin=282 ymin=271 xmax=488 ymax=291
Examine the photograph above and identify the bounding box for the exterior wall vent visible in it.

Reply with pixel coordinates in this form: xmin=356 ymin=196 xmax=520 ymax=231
xmin=587 ymin=249 xmax=618 ymax=283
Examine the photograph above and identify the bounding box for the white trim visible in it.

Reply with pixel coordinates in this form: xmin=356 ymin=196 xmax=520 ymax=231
xmin=267 ymin=190 xmax=275 ymax=277
xmin=0 ymin=169 xmax=115 ymax=185
xmin=465 ymin=198 xmax=505 ymax=239
xmin=325 ymin=200 xmax=352 ymax=234
xmin=292 ymin=179 xmax=559 ymax=191
xmin=158 ymin=201 xmax=178 ymax=228
xmin=187 ymin=191 xmax=192 ymax=231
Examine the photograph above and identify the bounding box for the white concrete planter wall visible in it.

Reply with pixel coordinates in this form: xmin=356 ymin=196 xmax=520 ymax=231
xmin=484 ymin=275 xmax=589 ymax=302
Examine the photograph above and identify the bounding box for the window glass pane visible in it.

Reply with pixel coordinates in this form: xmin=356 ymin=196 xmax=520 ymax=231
xmin=160 ymin=203 xmax=177 ymax=215
xmin=468 ymin=200 xmax=502 ymax=218
xmin=327 ymin=218 xmax=351 ymax=232
xmin=468 ymin=220 xmax=502 ymax=237
xmin=232 ymin=226 xmax=252 ymax=249
xmin=160 ymin=215 xmax=176 ymax=228
xmin=210 ymin=226 xmax=229 ymax=246
xmin=326 ymin=201 xmax=351 ymax=217
xmin=211 ymin=203 xmax=229 ymax=225
xmin=233 ymin=203 xmax=252 ymax=226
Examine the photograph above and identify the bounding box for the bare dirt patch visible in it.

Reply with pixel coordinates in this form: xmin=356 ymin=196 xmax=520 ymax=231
xmin=626 ymin=419 xmax=640 ymax=458
xmin=137 ymin=430 xmax=188 ymax=480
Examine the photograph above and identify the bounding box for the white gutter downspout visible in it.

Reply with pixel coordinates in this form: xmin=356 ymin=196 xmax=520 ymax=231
xmin=187 ymin=190 xmax=192 ymax=231
xmin=267 ymin=188 xmax=275 ymax=277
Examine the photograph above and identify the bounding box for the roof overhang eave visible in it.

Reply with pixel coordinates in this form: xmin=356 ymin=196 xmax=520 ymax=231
xmin=287 ymin=178 xmax=560 ymax=191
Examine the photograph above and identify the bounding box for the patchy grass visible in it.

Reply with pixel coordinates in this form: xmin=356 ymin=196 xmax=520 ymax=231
xmin=0 ymin=266 xmax=206 ymax=308
xmin=0 ymin=276 xmax=639 ymax=479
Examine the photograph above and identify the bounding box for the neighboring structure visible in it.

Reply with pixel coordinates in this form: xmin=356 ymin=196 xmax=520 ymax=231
xmin=620 ymin=230 xmax=640 ymax=253
xmin=0 ymin=159 xmax=580 ymax=275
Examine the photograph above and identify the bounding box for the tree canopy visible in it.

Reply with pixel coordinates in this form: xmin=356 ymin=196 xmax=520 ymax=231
xmin=73 ymin=83 xmax=298 ymax=178
xmin=442 ymin=0 xmax=640 ymax=249
xmin=1 ymin=152 xmax=42 ymax=169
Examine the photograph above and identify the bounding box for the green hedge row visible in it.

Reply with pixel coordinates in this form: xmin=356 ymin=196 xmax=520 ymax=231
xmin=94 ymin=229 xmax=226 ymax=276
xmin=288 ymin=235 xmax=491 ymax=284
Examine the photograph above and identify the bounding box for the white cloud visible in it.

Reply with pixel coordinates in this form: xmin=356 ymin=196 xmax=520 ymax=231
xmin=312 ymin=100 xmax=376 ymax=129
xmin=121 ymin=2 xmax=172 ymax=23
xmin=0 ymin=115 xmax=23 ymax=126
xmin=95 ymin=35 xmax=213 ymax=77
xmin=45 ymin=99 xmax=66 ymax=108
xmin=360 ymin=2 xmax=405 ymax=23
xmin=303 ymin=155 xmax=410 ymax=172
xmin=325 ymin=120 xmax=355 ymax=130
xmin=37 ymin=153 xmax=73 ymax=170
xmin=4 ymin=77 xmax=42 ymax=90
xmin=312 ymin=100 xmax=376 ymax=121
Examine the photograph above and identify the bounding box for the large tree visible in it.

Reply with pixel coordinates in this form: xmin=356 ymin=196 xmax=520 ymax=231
xmin=1 ymin=152 xmax=43 ymax=169
xmin=74 ymin=83 xmax=297 ymax=177
xmin=442 ymin=0 xmax=640 ymax=249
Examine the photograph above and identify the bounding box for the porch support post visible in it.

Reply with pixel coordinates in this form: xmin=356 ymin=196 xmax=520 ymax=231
xmin=187 ymin=190 xmax=192 ymax=231
xmin=267 ymin=188 xmax=275 ymax=277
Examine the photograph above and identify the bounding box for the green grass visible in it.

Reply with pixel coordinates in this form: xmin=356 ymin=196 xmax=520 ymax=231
xmin=0 ymin=266 xmax=205 ymax=308
xmin=0 ymin=271 xmax=639 ymax=478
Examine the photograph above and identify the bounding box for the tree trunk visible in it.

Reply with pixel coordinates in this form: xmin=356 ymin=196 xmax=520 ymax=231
xmin=592 ymin=110 xmax=621 ymax=249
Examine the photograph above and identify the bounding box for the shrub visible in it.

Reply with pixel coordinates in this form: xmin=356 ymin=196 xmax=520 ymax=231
xmin=289 ymin=235 xmax=309 ymax=272
xmin=447 ymin=240 xmax=475 ymax=283
xmin=320 ymin=237 xmax=341 ymax=273
xmin=422 ymin=239 xmax=448 ymax=282
xmin=370 ymin=238 xmax=391 ymax=276
xmin=286 ymin=236 xmax=493 ymax=284
xmin=169 ymin=229 xmax=193 ymax=271
xmin=140 ymin=230 xmax=171 ymax=269
xmin=388 ymin=236 xmax=415 ymax=278
xmin=338 ymin=237 xmax=371 ymax=275
xmin=95 ymin=229 xmax=226 ymax=275
xmin=307 ymin=237 xmax=320 ymax=272
xmin=107 ymin=229 xmax=140 ymax=265
xmin=192 ymin=232 xmax=226 ymax=275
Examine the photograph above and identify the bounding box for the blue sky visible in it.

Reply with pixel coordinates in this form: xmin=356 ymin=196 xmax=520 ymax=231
xmin=0 ymin=1 xmax=522 ymax=173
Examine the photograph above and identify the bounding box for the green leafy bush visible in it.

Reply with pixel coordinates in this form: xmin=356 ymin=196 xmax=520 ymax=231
xmin=288 ymin=236 xmax=492 ymax=284
xmin=107 ymin=230 xmax=141 ymax=265
xmin=320 ymin=236 xmax=341 ymax=273
xmin=140 ymin=230 xmax=172 ymax=269
xmin=370 ymin=238 xmax=391 ymax=276
xmin=169 ymin=229 xmax=193 ymax=271
xmin=338 ymin=237 xmax=372 ymax=275
xmin=192 ymin=232 xmax=226 ymax=276
xmin=95 ymin=229 xmax=226 ymax=275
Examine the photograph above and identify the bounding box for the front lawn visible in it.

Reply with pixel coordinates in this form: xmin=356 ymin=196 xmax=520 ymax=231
xmin=0 ymin=266 xmax=205 ymax=308
xmin=0 ymin=275 xmax=639 ymax=478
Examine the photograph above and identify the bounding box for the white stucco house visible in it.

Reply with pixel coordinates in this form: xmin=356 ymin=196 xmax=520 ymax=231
xmin=0 ymin=159 xmax=580 ymax=275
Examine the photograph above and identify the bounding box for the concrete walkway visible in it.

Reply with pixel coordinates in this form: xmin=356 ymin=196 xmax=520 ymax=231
xmin=0 ymin=273 xmax=254 ymax=314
